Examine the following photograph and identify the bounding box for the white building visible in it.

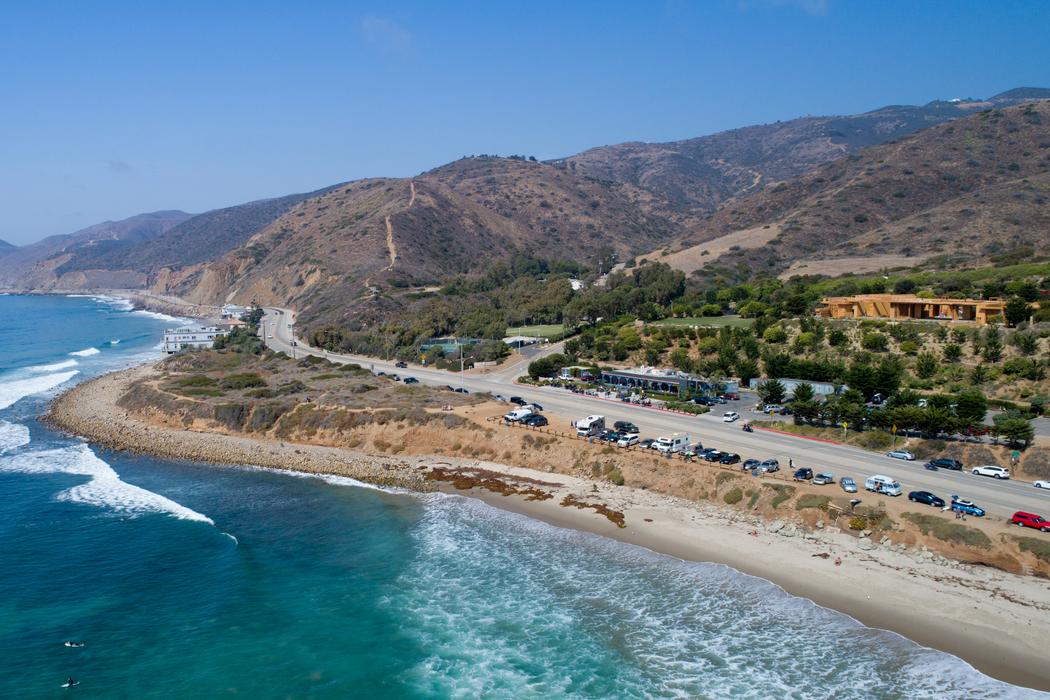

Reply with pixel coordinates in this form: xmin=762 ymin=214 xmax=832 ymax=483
xmin=162 ymin=326 xmax=226 ymax=354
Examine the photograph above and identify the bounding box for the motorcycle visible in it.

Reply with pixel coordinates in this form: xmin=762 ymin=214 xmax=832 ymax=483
xmin=742 ymin=423 xmax=754 ymax=433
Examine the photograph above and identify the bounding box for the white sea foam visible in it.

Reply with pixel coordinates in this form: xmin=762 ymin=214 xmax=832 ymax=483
xmin=0 ymin=421 xmax=31 ymax=453
xmin=0 ymin=370 xmax=79 ymax=410
xmin=133 ymin=309 xmax=186 ymax=324
xmin=384 ymin=493 xmax=1037 ymax=699
xmin=69 ymin=347 xmax=100 ymax=357
xmin=27 ymin=359 xmax=79 ymax=372
xmin=108 ymin=339 xmax=121 ymax=345
xmin=0 ymin=444 xmax=214 ymax=524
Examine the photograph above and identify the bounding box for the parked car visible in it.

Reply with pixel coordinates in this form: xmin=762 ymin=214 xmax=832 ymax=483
xmin=812 ymin=472 xmax=835 ymax=486
xmin=719 ymin=453 xmax=741 ymax=465
xmin=762 ymin=404 xmax=783 ymax=413
xmin=528 ymin=403 xmax=544 ymax=412
xmin=617 ymin=434 xmax=640 ymax=448
xmin=926 ymin=457 xmax=963 ymax=471
xmin=709 ymin=396 xmax=727 ymax=404
xmin=722 ymin=392 xmax=740 ymax=401
xmin=722 ymin=411 xmax=740 ymax=423
xmin=702 ymin=449 xmax=724 ymax=462
xmin=950 ymin=497 xmax=986 ymax=517
xmin=510 ymin=396 xmax=526 ymax=406
xmin=1011 ymin=511 xmax=1050 ymax=532
xmin=394 ymin=361 xmax=408 ymax=368
xmin=639 ymin=438 xmax=656 ymax=450
xmin=760 ymin=459 xmax=780 ymax=473
xmin=972 ymin=465 xmax=1010 ymax=480
xmin=793 ymin=468 xmax=814 ymax=482
xmin=523 ymin=414 xmax=548 ymax=427
xmin=389 ymin=374 xmax=400 ymax=381
xmin=453 ymin=387 xmax=469 ymax=394
xmin=613 ymin=421 xmax=639 ymax=434
xmin=376 ymin=371 xmax=387 ymax=377
xmin=840 ymin=477 xmax=858 ymax=493
xmin=1036 ymin=480 xmax=1050 ymax=490
xmin=908 ymin=491 xmax=945 ymax=508
xmin=403 ymin=377 xmax=419 ymax=384
xmin=887 ymin=450 xmax=915 ymax=461
xmin=503 ymin=408 xmax=533 ymax=423
xmin=599 ymin=429 xmax=622 ymax=443
xmin=692 ymin=396 xmax=717 ymax=406
xmin=742 ymin=458 xmax=762 ymax=471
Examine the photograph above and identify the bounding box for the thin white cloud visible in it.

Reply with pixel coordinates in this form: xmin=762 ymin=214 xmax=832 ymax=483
xmin=360 ymin=15 xmax=413 ymax=55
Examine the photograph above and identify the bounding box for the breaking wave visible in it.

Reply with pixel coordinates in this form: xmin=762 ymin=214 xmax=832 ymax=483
xmin=69 ymin=347 xmax=100 ymax=357
xmin=0 ymin=370 xmax=79 ymax=410
xmin=0 ymin=421 xmax=31 ymax=453
xmin=26 ymin=359 xmax=78 ymax=372
xmin=0 ymin=444 xmax=214 ymax=524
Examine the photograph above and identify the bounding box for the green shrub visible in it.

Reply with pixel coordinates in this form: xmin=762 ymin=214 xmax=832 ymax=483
xmin=848 ymin=516 xmax=868 ymax=531
xmin=764 ymin=483 xmax=796 ymax=509
xmin=716 ymin=471 xmax=739 ymax=487
xmin=608 ymin=468 xmax=625 ymax=486
xmin=747 ymin=489 xmax=760 ymax=508
xmin=723 ymin=487 xmax=743 ymax=505
xmin=1016 ymin=536 xmax=1050 ymax=564
xmin=173 ymin=374 xmax=216 ymax=387
xmin=177 ymin=387 xmax=224 ymax=397
xmin=796 ymin=494 xmax=830 ymax=510
xmin=213 ymin=402 xmax=249 ymax=430
xmin=220 ymin=373 xmax=267 ymax=390
xmin=855 ymin=431 xmax=893 ymax=450
xmin=901 ymin=512 xmax=992 ymax=549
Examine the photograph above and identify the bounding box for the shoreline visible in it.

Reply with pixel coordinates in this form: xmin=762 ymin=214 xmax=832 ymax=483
xmin=47 ymin=365 xmax=1050 ymax=693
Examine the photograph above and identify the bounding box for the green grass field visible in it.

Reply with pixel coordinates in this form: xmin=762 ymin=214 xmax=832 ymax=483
xmin=506 ymin=324 xmax=567 ymax=340
xmin=651 ymin=316 xmax=754 ymax=329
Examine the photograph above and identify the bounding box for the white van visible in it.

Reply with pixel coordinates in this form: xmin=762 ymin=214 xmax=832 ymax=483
xmin=653 ymin=433 xmax=691 ymax=454
xmin=575 ymin=415 xmax=605 ymax=437
xmin=864 ymin=474 xmax=902 ymax=496
xmin=503 ymin=408 xmax=534 ymax=422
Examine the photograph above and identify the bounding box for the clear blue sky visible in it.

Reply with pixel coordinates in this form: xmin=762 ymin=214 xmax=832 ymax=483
xmin=2 ymin=0 xmax=1047 ymax=244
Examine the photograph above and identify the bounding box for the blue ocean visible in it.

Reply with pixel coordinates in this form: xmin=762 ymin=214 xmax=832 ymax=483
xmin=0 ymin=294 xmax=1041 ymax=698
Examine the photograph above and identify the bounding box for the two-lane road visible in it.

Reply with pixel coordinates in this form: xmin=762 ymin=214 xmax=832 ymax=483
xmin=261 ymin=308 xmax=1050 ymax=520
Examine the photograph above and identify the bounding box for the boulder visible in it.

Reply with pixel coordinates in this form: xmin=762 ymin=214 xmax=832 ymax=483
xmin=857 ymin=539 xmax=875 ymax=551
xmin=767 ymin=520 xmax=786 ymax=533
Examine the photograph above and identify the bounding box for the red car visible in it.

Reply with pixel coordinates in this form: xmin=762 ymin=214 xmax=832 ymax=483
xmin=1012 ymin=511 xmax=1050 ymax=532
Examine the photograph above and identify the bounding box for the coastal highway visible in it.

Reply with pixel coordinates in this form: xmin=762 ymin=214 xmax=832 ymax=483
xmin=261 ymin=308 xmax=1050 ymax=521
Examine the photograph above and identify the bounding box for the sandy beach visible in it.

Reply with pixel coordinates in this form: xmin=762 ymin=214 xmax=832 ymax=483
xmin=47 ymin=365 xmax=1050 ymax=692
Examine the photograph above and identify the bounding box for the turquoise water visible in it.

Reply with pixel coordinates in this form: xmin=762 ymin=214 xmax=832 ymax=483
xmin=0 ymin=294 xmax=1044 ymax=698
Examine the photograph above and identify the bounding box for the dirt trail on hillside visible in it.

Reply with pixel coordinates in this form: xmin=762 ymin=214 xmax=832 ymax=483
xmin=383 ymin=216 xmax=398 ymax=270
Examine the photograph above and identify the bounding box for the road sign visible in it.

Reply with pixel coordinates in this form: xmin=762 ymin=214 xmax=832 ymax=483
xmin=892 ymin=424 xmax=898 ymax=434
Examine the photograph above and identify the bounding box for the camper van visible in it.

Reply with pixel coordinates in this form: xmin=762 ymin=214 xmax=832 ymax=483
xmin=652 ymin=433 xmax=691 ymax=454
xmin=503 ymin=407 xmax=534 ymax=423
xmin=575 ymin=415 xmax=606 ymax=437
xmin=864 ymin=475 xmax=902 ymax=496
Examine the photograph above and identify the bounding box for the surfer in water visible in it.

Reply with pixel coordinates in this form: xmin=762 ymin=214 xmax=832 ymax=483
xmin=64 ymin=641 xmax=84 ymax=648
xmin=64 ymin=676 xmax=78 ymax=688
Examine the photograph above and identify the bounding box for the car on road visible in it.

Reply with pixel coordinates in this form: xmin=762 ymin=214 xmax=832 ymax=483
xmin=972 ymin=465 xmax=1010 ymax=480
xmin=926 ymin=457 xmax=964 ymax=471
xmin=394 ymin=361 xmax=408 ymax=368
xmin=793 ymin=468 xmax=813 ymax=482
xmin=617 ymin=434 xmax=640 ymax=448
xmin=742 ymin=458 xmax=762 ymax=471
xmin=1036 ymin=480 xmax=1050 ymax=490
xmin=510 ymin=396 xmax=526 ymax=406
xmin=1011 ymin=511 xmax=1050 ymax=532
xmin=613 ymin=421 xmax=639 ymax=434
xmin=908 ymin=491 xmax=945 ymax=508
xmin=950 ymin=497 xmax=986 ymax=517
xmin=523 ymin=414 xmax=548 ymax=427
xmin=760 ymin=459 xmax=780 ymax=473
xmin=719 ymin=453 xmax=741 ymax=465
xmin=722 ymin=411 xmax=740 ymax=423
xmin=812 ymin=472 xmax=835 ymax=486
xmin=403 ymin=377 xmax=419 ymax=384
xmin=841 ymin=477 xmax=858 ymax=493
xmin=887 ymin=450 xmax=915 ymax=461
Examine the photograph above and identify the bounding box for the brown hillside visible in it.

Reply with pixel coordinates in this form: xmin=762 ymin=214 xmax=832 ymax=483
xmin=170 ymin=158 xmax=681 ymax=323
xmin=667 ymin=102 xmax=1050 ymax=277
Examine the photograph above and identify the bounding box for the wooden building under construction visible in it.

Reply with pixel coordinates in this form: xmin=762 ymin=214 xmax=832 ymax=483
xmin=816 ymin=294 xmax=1009 ymax=325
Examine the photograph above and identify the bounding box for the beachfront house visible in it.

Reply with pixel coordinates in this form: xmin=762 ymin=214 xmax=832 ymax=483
xmin=162 ymin=326 xmax=226 ymax=354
